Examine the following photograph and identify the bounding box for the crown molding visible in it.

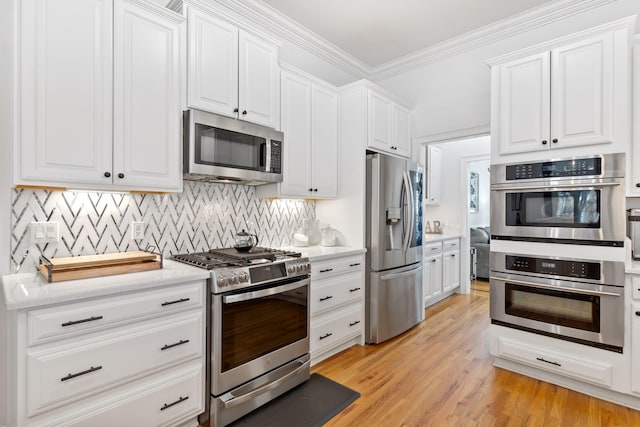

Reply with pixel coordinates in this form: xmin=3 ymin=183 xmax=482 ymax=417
xmin=414 ymin=125 xmax=491 ymax=145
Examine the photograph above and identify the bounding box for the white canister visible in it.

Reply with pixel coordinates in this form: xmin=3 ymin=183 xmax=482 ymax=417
xmin=321 ymin=225 xmax=336 ymax=247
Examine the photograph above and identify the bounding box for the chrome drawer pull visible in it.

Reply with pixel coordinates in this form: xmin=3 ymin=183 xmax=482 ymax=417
xmin=60 ymin=365 xmax=102 ymax=382
xmin=349 ymin=263 xmax=361 ymax=267
xmin=161 ymin=297 xmax=190 ymax=307
xmin=319 ymin=332 xmax=333 ymax=340
xmin=349 ymin=320 xmax=361 ymax=327
xmin=319 ymin=268 xmax=333 ymax=273
xmin=536 ymin=357 xmax=561 ymax=367
xmin=349 ymin=287 xmax=361 ymax=292
xmin=161 ymin=339 xmax=190 ymax=351
xmin=319 ymin=295 xmax=333 ymax=302
xmin=160 ymin=396 xmax=189 ymax=411
xmin=61 ymin=315 xmax=103 ymax=327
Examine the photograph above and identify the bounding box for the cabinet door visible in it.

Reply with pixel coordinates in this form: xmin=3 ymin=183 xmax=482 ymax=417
xmin=423 ymin=254 xmax=443 ymax=304
xmin=632 ymin=302 xmax=640 ymax=395
xmin=279 ymin=71 xmax=312 ymax=196
xmin=497 ymin=52 xmax=551 ymax=155
xmin=631 ymin=39 xmax=640 ymax=195
xmin=112 ymin=0 xmax=183 ymax=191
xmin=551 ymin=33 xmax=614 ymax=149
xmin=443 ymin=251 xmax=460 ymax=292
xmin=393 ymin=104 xmax=411 ymax=158
xmin=17 ymin=0 xmax=113 ymax=186
xmin=368 ymin=91 xmax=393 ymax=152
xmin=426 ymin=145 xmax=441 ymax=205
xmin=186 ymin=7 xmax=238 ymax=118
xmin=238 ymin=30 xmax=279 ymax=129
xmin=311 ymin=84 xmax=338 ymax=198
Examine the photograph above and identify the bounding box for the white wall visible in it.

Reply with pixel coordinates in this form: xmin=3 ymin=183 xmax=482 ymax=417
xmin=468 ymin=159 xmax=491 ymax=227
xmin=377 ymin=0 xmax=640 ymax=141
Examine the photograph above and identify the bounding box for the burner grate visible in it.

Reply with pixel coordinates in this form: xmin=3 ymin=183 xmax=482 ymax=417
xmin=172 ymin=247 xmax=302 ymax=269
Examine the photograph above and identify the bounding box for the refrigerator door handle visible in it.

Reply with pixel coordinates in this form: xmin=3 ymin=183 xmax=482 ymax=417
xmin=380 ymin=265 xmax=423 ymax=281
xmin=402 ymin=171 xmax=412 ymax=253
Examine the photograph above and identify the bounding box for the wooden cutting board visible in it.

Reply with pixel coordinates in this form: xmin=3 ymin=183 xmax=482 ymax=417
xmin=39 ymin=251 xmax=162 ymax=282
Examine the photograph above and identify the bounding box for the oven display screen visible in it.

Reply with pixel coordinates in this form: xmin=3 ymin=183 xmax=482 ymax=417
xmin=505 ymin=255 xmax=601 ymax=280
xmin=249 ymin=263 xmax=287 ymax=282
xmin=506 ymin=158 xmax=602 ymax=180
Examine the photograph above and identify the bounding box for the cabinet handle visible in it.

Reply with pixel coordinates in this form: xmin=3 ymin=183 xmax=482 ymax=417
xmin=160 ymin=396 xmax=189 ymax=411
xmin=349 ymin=320 xmax=361 ymax=327
xmin=309 ymin=188 xmax=313 ymax=192
xmin=536 ymin=357 xmax=561 ymax=367
xmin=319 ymin=295 xmax=333 ymax=302
xmin=117 ymin=173 xmax=125 ymax=179
xmin=349 ymin=287 xmax=361 ymax=292
xmin=319 ymin=332 xmax=333 ymax=340
xmin=61 ymin=315 xmax=103 ymax=327
xmin=242 ymin=110 xmax=247 ymax=115
xmin=635 ymin=311 xmax=640 ymax=316
xmin=319 ymin=268 xmax=333 ymax=273
xmin=635 ymin=183 xmax=640 ymax=188
xmin=431 ymin=259 xmax=437 ymax=263
xmin=161 ymin=297 xmax=190 ymax=307
xmin=451 ymin=254 xmax=456 ymax=257
xmin=541 ymin=140 xmax=547 ymax=145
xmin=61 ymin=365 xmax=102 ymax=382
xmin=161 ymin=339 xmax=190 ymax=351
xmin=314 ymin=188 xmax=318 ymax=192
xmin=104 ymin=171 xmax=111 ymax=178
xmin=233 ymin=107 xmax=239 ymax=113
xmin=349 ymin=263 xmax=361 ymax=267
xmin=552 ymin=138 xmax=558 ymax=144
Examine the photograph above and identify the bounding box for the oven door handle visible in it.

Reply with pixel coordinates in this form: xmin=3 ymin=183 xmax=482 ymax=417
xmin=223 ymin=280 xmax=308 ymax=304
xmin=490 ymin=276 xmax=621 ymax=297
xmin=491 ymin=182 xmax=620 ymax=191
xmin=221 ymin=357 xmax=309 ymax=409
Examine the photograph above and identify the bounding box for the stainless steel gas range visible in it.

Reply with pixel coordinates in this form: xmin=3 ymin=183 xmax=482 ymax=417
xmin=172 ymin=247 xmax=311 ymax=427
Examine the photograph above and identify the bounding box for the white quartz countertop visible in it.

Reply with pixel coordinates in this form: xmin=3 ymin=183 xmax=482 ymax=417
xmin=281 ymin=246 xmax=366 ymax=262
xmin=1 ymin=260 xmax=210 ymax=310
xmin=423 ymin=233 xmax=461 ymax=243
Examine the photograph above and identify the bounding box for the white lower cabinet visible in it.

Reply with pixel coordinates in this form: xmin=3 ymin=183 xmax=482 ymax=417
xmin=423 ymin=237 xmax=460 ymax=307
xmin=309 ymin=254 xmax=365 ymax=365
xmin=632 ymin=301 xmax=640 ymax=395
xmin=8 ymin=280 xmax=207 ymax=426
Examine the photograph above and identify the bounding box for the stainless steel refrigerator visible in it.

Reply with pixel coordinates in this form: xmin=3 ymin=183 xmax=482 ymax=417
xmin=365 ymin=152 xmax=424 ymax=344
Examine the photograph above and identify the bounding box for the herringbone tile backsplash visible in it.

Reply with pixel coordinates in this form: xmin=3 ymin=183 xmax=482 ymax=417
xmin=10 ymin=181 xmax=315 ymax=273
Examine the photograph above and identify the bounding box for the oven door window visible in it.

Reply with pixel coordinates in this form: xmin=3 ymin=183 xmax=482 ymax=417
xmin=221 ymin=283 xmax=308 ymax=373
xmin=505 ymin=283 xmax=599 ymax=332
xmin=195 ymin=123 xmax=267 ymax=171
xmin=505 ymin=190 xmax=600 ymax=228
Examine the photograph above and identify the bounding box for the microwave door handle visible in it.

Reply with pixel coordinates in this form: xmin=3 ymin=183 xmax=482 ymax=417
xmin=223 ymin=279 xmax=308 ymax=304
xmin=260 ymin=139 xmax=269 ymax=172
xmin=489 ymin=276 xmax=621 ymax=297
xmin=492 ymin=182 xmax=620 ymax=191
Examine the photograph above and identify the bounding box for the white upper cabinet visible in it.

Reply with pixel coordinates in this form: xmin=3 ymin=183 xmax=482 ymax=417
xmin=367 ymin=90 xmax=411 ymax=157
xmin=16 ymin=0 xmax=184 ymax=192
xmin=489 ymin=18 xmax=633 ymax=161
xmin=630 ymin=35 xmax=640 ymax=195
xmin=425 ymin=145 xmax=442 ymax=205
xmin=186 ymin=3 xmax=279 ymax=129
xmin=257 ymin=66 xmax=338 ymax=199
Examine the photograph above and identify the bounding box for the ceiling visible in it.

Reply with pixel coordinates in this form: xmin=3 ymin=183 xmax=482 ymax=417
xmin=261 ymin=0 xmax=557 ymax=67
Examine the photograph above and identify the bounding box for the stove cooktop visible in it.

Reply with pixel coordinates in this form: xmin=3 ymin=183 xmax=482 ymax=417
xmin=171 ymin=247 xmax=302 ymax=269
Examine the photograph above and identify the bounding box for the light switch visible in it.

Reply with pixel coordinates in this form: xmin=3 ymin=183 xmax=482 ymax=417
xmin=131 ymin=222 xmax=144 ymax=240
xmin=31 ymin=221 xmax=59 ymax=244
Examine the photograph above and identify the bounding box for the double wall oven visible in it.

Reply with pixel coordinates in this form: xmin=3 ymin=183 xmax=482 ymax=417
xmin=173 ymin=247 xmax=311 ymax=426
xmin=489 ymin=154 xmax=627 ymax=353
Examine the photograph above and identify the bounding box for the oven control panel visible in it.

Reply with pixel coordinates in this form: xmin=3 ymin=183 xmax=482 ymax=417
xmin=505 ymin=255 xmax=601 ymax=280
xmin=505 ymin=157 xmax=602 ymax=180
xmin=212 ymin=258 xmax=310 ymax=290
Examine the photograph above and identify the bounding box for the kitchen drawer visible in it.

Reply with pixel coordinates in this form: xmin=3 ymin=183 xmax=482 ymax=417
xmin=27 ymin=311 xmax=203 ymax=416
xmin=310 ymin=270 xmax=364 ymax=315
xmin=310 ymin=304 xmax=363 ymax=353
xmin=442 ymin=239 xmax=459 ymax=252
xmin=495 ymin=336 xmax=613 ymax=387
xmin=311 ymin=255 xmax=364 ymax=278
xmin=423 ymin=242 xmax=442 ymax=256
xmin=27 ymin=281 xmax=204 ymax=345
xmin=59 ymin=363 xmax=203 ymax=427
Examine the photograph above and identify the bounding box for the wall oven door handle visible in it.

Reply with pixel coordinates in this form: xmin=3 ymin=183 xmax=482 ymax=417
xmin=492 ymin=182 xmax=620 ymax=191
xmin=380 ymin=265 xmax=423 ymax=281
xmin=221 ymin=357 xmax=309 ymax=409
xmin=489 ymin=276 xmax=621 ymax=297
xmin=223 ymin=279 xmax=309 ymax=304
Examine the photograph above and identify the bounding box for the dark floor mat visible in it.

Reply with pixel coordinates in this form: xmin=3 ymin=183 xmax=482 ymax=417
xmin=229 ymin=373 xmax=360 ymax=427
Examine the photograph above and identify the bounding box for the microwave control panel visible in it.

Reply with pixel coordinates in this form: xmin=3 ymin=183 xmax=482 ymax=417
xmin=505 ymin=255 xmax=601 ymax=280
xmin=505 ymin=157 xmax=602 ymax=180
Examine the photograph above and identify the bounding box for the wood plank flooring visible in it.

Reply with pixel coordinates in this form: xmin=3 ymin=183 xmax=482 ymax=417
xmin=311 ymin=286 xmax=640 ymax=426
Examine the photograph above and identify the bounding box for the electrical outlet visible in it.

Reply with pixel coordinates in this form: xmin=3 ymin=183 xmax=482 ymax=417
xmin=31 ymin=221 xmax=59 ymax=244
xmin=131 ymin=222 xmax=144 ymax=240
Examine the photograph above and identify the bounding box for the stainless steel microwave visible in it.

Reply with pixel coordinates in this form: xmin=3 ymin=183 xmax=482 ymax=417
xmin=183 ymin=109 xmax=283 ymax=185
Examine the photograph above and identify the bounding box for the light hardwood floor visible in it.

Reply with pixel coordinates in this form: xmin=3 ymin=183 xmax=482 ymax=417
xmin=312 ymin=285 xmax=640 ymax=426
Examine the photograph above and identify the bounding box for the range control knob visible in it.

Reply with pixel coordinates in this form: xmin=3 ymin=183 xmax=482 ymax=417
xmin=228 ymin=273 xmax=238 ymax=285
xmin=287 ymin=264 xmax=296 ymax=274
xmin=239 ymin=271 xmax=249 ymax=283
xmin=217 ymin=275 xmax=228 ymax=287
xmin=296 ymin=264 xmax=304 ymax=273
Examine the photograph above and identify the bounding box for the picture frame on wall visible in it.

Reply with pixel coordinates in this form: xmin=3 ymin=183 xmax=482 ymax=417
xmin=469 ymin=171 xmax=479 ymax=213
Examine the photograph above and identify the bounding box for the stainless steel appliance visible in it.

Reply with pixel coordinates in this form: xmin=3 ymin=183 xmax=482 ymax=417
xmin=627 ymin=209 xmax=640 ymax=260
xmin=365 ymin=152 xmax=424 ymax=344
xmin=183 ymin=109 xmax=283 ymax=185
xmin=490 ymin=251 xmax=625 ymax=352
xmin=490 ymin=153 xmax=625 ymax=246
xmin=172 ymin=247 xmax=311 ymax=427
